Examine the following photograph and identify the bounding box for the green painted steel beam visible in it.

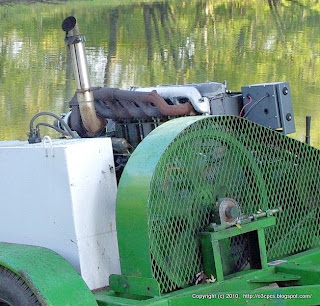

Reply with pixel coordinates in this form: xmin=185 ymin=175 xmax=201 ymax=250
xmin=96 ymin=278 xmax=320 ymax=305
xmin=205 ymin=217 xmax=275 ymax=240
xmin=97 ymin=271 xmax=320 ymax=306
xmin=96 ymin=248 xmax=320 ymax=305
xmin=276 ymin=262 xmax=320 ymax=286
xmin=0 ymin=242 xmax=97 ymax=305
xmin=248 ymin=272 xmax=301 ymax=283
xmin=279 ymin=247 xmax=320 ymax=265
xmin=201 ymin=217 xmax=276 ymax=281
xmin=109 ymin=275 xmax=161 ymax=297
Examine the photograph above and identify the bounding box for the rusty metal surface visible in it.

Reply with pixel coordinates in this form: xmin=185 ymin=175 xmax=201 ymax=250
xmin=77 ymin=89 xmax=106 ymax=136
xmin=72 ymin=88 xmax=106 ymax=138
xmin=70 ymin=87 xmax=195 ymax=120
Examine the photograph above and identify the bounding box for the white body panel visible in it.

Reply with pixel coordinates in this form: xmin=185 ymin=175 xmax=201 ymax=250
xmin=0 ymin=138 xmax=120 ymax=290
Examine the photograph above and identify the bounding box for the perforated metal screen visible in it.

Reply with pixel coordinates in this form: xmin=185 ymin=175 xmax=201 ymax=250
xmin=146 ymin=116 xmax=320 ymax=293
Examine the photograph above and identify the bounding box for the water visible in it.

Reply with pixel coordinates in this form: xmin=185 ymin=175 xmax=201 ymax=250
xmin=1 ymin=0 xmax=320 ymax=146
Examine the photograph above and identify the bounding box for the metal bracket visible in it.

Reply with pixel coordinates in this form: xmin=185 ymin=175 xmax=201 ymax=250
xmin=200 ymin=216 xmax=276 ymax=282
xmin=65 ymin=34 xmax=86 ymax=45
xmin=109 ymin=275 xmax=161 ymax=297
xmin=42 ymin=136 xmax=54 ymax=158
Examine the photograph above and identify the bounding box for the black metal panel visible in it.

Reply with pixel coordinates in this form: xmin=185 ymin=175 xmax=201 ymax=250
xmin=241 ymin=82 xmax=295 ymax=134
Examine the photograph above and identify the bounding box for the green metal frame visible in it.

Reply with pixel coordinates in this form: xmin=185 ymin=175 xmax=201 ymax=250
xmin=96 ymin=247 xmax=320 ymax=305
xmin=114 ymin=115 xmax=320 ymax=297
xmin=110 ymin=115 xmax=320 ymax=304
xmin=0 ymin=242 xmax=97 ymax=305
xmin=200 ymin=217 xmax=275 ymax=282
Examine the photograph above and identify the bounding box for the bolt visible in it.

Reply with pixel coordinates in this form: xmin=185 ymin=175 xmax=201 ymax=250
xmin=283 ymin=87 xmax=288 ymax=95
xmin=286 ymin=113 xmax=292 ymax=121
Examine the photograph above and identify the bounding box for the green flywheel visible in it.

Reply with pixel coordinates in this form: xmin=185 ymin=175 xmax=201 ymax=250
xmin=116 ymin=115 xmax=320 ymax=294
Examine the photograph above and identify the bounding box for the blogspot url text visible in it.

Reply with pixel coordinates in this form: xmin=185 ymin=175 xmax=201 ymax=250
xmin=191 ymin=293 xmax=312 ymax=300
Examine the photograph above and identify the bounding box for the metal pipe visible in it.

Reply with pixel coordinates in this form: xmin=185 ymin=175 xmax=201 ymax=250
xmin=306 ymin=115 xmax=311 ymax=145
xmin=133 ymin=86 xmax=210 ymax=114
xmin=62 ymin=16 xmax=105 ymax=136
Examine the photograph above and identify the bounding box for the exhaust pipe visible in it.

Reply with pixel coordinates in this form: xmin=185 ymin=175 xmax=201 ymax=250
xmin=62 ymin=16 xmax=105 ymax=136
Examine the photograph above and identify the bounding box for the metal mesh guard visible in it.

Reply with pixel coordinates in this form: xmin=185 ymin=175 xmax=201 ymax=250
xmin=117 ymin=115 xmax=320 ymax=293
xmin=117 ymin=116 xmax=320 ymax=292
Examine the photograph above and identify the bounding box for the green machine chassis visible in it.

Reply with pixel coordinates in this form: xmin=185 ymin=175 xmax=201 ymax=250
xmin=1 ymin=243 xmax=320 ymax=305
xmin=110 ymin=116 xmax=320 ymax=305
xmin=1 ymin=116 xmax=320 ymax=305
xmin=0 ymin=243 xmax=97 ymax=305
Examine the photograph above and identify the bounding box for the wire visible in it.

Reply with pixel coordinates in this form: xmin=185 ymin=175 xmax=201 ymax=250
xmin=243 ymin=93 xmax=269 ymax=118
xmin=29 ymin=111 xmax=77 ymax=138
xmin=239 ymin=95 xmax=253 ymax=117
xmin=36 ymin=122 xmax=71 ymax=137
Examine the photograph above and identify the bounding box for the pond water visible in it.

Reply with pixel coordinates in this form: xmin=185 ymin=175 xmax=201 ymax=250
xmin=1 ymin=0 xmax=320 ymax=147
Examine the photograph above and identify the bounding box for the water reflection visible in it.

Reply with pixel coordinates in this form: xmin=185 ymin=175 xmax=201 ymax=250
xmin=0 ymin=0 xmax=320 ymax=147
xmin=268 ymin=0 xmax=285 ymax=33
xmin=104 ymin=8 xmax=119 ymax=87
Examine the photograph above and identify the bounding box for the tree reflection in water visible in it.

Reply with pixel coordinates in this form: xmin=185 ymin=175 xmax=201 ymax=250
xmin=1 ymin=0 xmax=320 ymax=144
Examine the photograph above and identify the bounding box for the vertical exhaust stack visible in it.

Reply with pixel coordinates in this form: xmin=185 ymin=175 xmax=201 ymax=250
xmin=62 ymin=16 xmax=105 ymax=136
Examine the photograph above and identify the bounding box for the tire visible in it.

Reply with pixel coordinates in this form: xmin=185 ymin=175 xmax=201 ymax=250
xmin=0 ymin=266 xmax=40 ymax=306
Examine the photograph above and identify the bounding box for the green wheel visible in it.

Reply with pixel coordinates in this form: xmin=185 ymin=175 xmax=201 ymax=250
xmin=116 ymin=116 xmax=267 ymax=293
xmin=0 ymin=266 xmax=40 ymax=306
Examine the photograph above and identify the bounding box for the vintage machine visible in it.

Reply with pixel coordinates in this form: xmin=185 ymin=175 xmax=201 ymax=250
xmin=0 ymin=17 xmax=319 ymax=306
